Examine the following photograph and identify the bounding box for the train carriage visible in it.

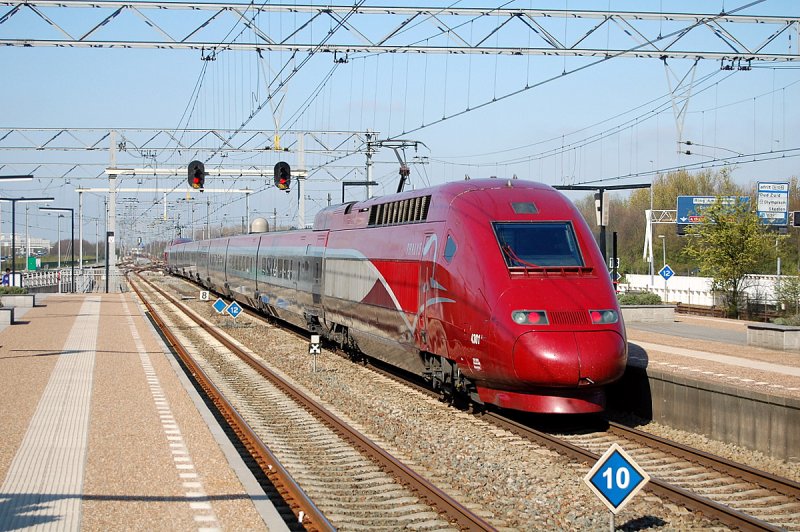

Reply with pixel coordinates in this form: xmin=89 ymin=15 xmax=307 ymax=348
xmin=166 ymin=178 xmax=627 ymax=414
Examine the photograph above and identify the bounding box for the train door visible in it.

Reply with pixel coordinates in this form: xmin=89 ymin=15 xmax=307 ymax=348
xmin=254 ymin=235 xmax=264 ymax=292
xmin=313 ymin=232 xmax=328 ymax=305
xmin=418 ymin=232 xmax=437 ymax=350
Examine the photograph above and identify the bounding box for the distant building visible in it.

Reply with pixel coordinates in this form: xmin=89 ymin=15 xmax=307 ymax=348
xmin=0 ymin=233 xmax=51 ymax=257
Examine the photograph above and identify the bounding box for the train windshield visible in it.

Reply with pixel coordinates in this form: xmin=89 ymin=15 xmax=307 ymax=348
xmin=493 ymin=222 xmax=584 ymax=268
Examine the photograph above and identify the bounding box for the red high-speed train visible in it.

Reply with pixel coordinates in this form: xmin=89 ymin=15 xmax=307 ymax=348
xmin=165 ymin=178 xmax=627 ymax=414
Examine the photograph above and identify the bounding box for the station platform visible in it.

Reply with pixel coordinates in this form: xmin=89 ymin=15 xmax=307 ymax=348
xmin=626 ymin=314 xmax=800 ymax=395
xmin=0 ymin=292 xmax=284 ymax=531
xmin=615 ymin=314 xmax=800 ymax=462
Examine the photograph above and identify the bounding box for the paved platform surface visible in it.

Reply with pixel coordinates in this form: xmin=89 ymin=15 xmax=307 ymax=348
xmin=626 ymin=314 xmax=800 ymax=398
xmin=0 ymin=293 xmax=285 ymax=531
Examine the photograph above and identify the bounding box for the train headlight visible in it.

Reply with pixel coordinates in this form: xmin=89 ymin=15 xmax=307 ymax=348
xmin=589 ymin=309 xmax=618 ymax=324
xmin=511 ymin=310 xmax=549 ymax=325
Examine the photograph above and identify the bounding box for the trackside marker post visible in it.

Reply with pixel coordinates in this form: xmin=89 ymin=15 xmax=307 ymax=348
xmin=212 ymin=298 xmax=227 ymax=313
xmin=309 ymin=334 xmax=321 ymax=372
xmin=225 ymin=301 xmax=243 ymax=327
xmin=584 ymin=443 xmax=650 ymax=531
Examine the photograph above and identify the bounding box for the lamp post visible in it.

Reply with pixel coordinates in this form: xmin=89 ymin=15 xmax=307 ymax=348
xmin=0 ymin=176 xmax=35 ymax=273
xmin=40 ymin=207 xmax=75 ymax=293
xmin=658 ymin=234 xmax=668 ymax=302
xmin=54 ymin=215 xmax=62 ymax=268
xmin=0 ymin=197 xmax=54 ymax=285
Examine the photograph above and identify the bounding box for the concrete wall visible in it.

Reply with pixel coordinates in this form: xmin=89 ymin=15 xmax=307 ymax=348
xmin=0 ymin=294 xmax=35 ymax=308
xmin=747 ymin=324 xmax=800 ymax=351
xmin=609 ymin=366 xmax=800 ymax=462
xmin=621 ymin=305 xmax=675 ymax=323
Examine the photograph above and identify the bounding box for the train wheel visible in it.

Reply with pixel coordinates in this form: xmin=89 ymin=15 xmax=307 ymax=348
xmin=428 ymin=355 xmax=458 ymax=406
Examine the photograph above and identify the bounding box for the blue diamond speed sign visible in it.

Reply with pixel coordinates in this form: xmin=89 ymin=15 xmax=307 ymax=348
xmin=213 ymin=298 xmax=227 ymax=313
xmin=226 ymin=301 xmax=243 ymax=318
xmin=584 ymin=443 xmax=650 ymax=514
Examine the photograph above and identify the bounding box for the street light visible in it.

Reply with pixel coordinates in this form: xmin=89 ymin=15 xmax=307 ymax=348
xmin=56 ymin=215 xmax=63 ymax=268
xmin=40 ymin=207 xmax=75 ymax=293
xmin=0 ymin=175 xmax=34 ymax=183
xmin=0 ymin=196 xmax=54 ymax=285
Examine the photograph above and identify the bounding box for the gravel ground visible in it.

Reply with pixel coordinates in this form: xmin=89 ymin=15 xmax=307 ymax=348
xmin=152 ymin=276 xmax=747 ymax=531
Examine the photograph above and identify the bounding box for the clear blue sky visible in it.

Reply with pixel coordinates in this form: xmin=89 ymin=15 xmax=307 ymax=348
xmin=0 ymin=0 xmax=798 ymax=248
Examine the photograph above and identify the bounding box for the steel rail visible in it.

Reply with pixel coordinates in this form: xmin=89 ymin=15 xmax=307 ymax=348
xmin=139 ymin=273 xmax=496 ymax=531
xmin=153 ymin=267 xmax=793 ymax=530
xmin=483 ymin=412 xmax=784 ymax=532
xmin=608 ymin=422 xmax=800 ymax=499
xmin=346 ymin=357 xmax=791 ymax=532
xmin=128 ymin=274 xmax=335 ymax=532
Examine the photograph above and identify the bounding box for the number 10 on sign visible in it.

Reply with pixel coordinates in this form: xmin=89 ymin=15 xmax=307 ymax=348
xmin=584 ymin=443 xmax=650 ymax=530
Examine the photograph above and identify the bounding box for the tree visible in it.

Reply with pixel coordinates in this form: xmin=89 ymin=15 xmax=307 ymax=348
xmin=774 ymin=274 xmax=800 ymax=316
xmin=572 ymin=167 xmax=748 ymax=276
xmin=683 ymin=197 xmax=777 ymax=317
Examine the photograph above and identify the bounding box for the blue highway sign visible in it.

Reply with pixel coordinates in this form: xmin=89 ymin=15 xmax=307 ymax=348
xmin=226 ymin=301 xmax=243 ymax=319
xmin=584 ymin=443 xmax=650 ymax=514
xmin=676 ymin=195 xmax=750 ymax=225
xmin=658 ymin=264 xmax=674 ymax=281
xmin=757 ymin=181 xmax=789 ymax=226
xmin=213 ymin=298 xmax=227 ymax=313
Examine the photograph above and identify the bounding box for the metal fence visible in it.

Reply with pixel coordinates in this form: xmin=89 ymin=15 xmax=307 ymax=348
xmin=21 ymin=267 xmax=128 ymax=293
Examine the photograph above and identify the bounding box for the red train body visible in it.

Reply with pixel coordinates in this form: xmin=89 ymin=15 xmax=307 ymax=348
xmin=165 ymin=178 xmax=627 ymax=414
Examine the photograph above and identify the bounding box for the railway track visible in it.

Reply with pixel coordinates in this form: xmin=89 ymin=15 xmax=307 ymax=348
xmin=315 ymin=312 xmax=800 ymax=530
xmin=137 ymin=270 xmax=800 ymax=530
xmin=485 ymin=413 xmax=800 ymax=532
xmin=363 ymin=358 xmax=800 ymax=530
xmin=130 ymin=272 xmax=494 ymax=531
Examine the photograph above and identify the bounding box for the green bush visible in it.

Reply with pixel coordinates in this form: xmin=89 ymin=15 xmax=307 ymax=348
xmin=0 ymin=286 xmax=28 ymax=295
xmin=773 ymin=315 xmax=800 ymax=326
xmin=617 ymin=291 xmax=663 ymax=305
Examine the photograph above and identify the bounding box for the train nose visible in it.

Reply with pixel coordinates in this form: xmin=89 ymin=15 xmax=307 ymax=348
xmin=512 ymin=331 xmax=627 ymax=386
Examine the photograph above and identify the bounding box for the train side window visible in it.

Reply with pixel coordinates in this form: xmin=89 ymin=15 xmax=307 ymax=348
xmin=444 ymin=235 xmax=457 ymax=263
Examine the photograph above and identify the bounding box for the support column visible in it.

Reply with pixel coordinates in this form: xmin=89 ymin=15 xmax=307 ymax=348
xmin=107 ymin=132 xmax=117 ymax=284
xmin=297 ymin=133 xmax=305 ymax=229
xmin=78 ymin=191 xmax=83 ymax=270
xmin=365 ymin=131 xmax=374 ymax=200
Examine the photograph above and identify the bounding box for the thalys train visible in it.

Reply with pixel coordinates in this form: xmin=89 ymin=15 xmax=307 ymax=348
xmin=165 ymin=178 xmax=627 ymax=414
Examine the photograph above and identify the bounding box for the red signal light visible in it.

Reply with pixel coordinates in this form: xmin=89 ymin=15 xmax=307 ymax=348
xmin=188 ymin=160 xmax=205 ymax=190
xmin=274 ymin=161 xmax=291 ymax=191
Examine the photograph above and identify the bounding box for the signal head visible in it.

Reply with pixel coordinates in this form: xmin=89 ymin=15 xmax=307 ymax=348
xmin=274 ymin=161 xmax=291 ymax=191
xmin=188 ymin=160 xmax=205 ymax=190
